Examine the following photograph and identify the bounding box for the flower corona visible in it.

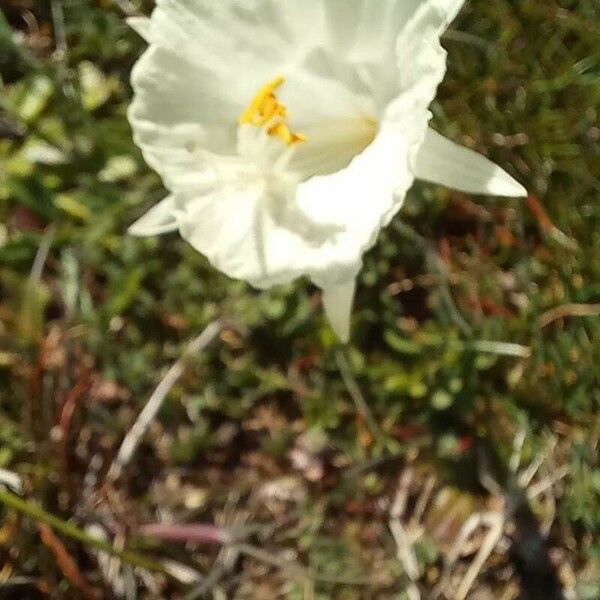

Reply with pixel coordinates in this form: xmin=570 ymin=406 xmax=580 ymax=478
xmin=128 ymin=0 xmax=526 ymax=342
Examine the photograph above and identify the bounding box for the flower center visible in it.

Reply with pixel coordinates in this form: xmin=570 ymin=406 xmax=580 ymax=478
xmin=239 ymin=77 xmax=307 ymax=146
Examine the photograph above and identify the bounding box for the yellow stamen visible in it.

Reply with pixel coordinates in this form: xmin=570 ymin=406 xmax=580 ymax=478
xmin=239 ymin=77 xmax=307 ymax=146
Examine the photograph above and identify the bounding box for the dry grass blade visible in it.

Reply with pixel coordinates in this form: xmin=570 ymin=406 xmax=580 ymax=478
xmin=0 ymin=469 xmax=23 ymax=495
xmin=527 ymin=465 xmax=571 ymax=500
xmin=106 ymin=320 xmax=224 ymax=482
xmin=29 ymin=225 xmax=55 ymax=283
xmin=335 ymin=347 xmax=383 ymax=446
xmin=389 ymin=471 xmax=421 ymax=598
xmin=410 ymin=474 xmax=436 ymax=528
xmin=138 ymin=523 xmax=231 ymax=546
xmin=539 ymin=304 xmax=600 ymax=328
xmin=471 ymin=341 xmax=532 ymax=358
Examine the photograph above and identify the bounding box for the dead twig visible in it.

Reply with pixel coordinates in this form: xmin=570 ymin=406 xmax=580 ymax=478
xmin=518 ymin=437 xmax=557 ymax=488
xmin=50 ymin=0 xmax=67 ymax=60
xmin=58 ymin=375 xmax=92 ymax=486
xmin=434 ymin=511 xmax=503 ymax=600
xmin=454 ymin=512 xmax=505 ymax=600
xmin=410 ymin=475 xmax=436 ymax=529
xmin=445 ymin=512 xmax=492 ymax=569
xmin=183 ymin=564 xmax=227 ymax=600
xmin=390 ymin=520 xmax=420 ymax=583
xmin=391 ymin=469 xmax=413 ymax=520
xmin=527 ymin=195 xmax=578 ymax=251
xmin=389 ymin=470 xmax=421 ymax=599
xmin=184 ymin=492 xmax=247 ymax=600
xmin=38 ymin=523 xmax=100 ymax=600
xmin=106 ymin=320 xmax=224 ymax=483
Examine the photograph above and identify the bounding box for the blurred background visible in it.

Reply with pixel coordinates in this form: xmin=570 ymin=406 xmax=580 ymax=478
xmin=0 ymin=1 xmax=599 ymax=598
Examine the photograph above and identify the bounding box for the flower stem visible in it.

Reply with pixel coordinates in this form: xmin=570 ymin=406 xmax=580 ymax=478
xmin=335 ymin=347 xmax=384 ymax=447
xmin=0 ymin=488 xmax=168 ymax=575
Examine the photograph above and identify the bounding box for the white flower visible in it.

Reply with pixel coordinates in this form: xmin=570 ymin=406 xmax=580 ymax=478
xmin=128 ymin=0 xmax=527 ymax=342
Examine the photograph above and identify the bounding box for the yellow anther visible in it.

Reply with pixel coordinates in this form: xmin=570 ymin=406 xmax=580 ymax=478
xmin=240 ymin=77 xmax=307 ymax=146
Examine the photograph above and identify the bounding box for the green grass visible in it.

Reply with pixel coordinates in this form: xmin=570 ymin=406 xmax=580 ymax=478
xmin=1 ymin=1 xmax=599 ymax=598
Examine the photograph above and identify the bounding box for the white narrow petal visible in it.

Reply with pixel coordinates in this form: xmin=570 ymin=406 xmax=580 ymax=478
xmin=129 ymin=196 xmax=178 ymax=237
xmin=127 ymin=17 xmax=152 ymax=42
xmin=322 ymin=280 xmax=356 ymax=343
xmin=413 ymin=129 xmax=527 ymax=197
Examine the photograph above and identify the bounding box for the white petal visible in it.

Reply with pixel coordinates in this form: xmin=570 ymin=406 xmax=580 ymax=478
xmin=127 ymin=17 xmax=152 ymax=42
xmin=129 ymin=196 xmax=178 ymax=237
xmin=286 ymin=0 xmax=469 ymax=287
xmin=128 ymin=1 xmax=301 ymax=176
xmin=130 ymin=0 xmax=466 ymax=165
xmin=147 ymin=1 xmax=292 ymax=95
xmin=322 ymin=280 xmax=356 ymax=343
xmin=386 ymin=0 xmax=466 ymax=144
xmin=129 ymin=46 xmax=377 ymax=175
xmin=292 ymin=0 xmax=469 ymax=286
xmin=435 ymin=0 xmax=466 ymax=25
xmin=413 ymin=129 xmax=527 ymax=197
xmin=317 ymin=1 xmax=420 ymax=57
xmin=180 ymin=127 xmax=411 ymax=290
xmin=297 ymin=127 xmax=413 ymax=287
xmin=174 ymin=130 xmax=408 ymax=290
xmin=283 ymin=0 xmax=462 ymax=113
xmin=128 ymin=46 xmax=239 ymax=168
xmin=129 ymin=6 xmax=375 ymax=182
xmin=176 ymin=184 xmax=283 ymax=287
xmin=176 ymin=177 xmax=345 ymax=289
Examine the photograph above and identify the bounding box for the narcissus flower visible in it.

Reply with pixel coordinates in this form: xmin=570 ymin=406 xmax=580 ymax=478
xmin=128 ymin=0 xmax=526 ymax=342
